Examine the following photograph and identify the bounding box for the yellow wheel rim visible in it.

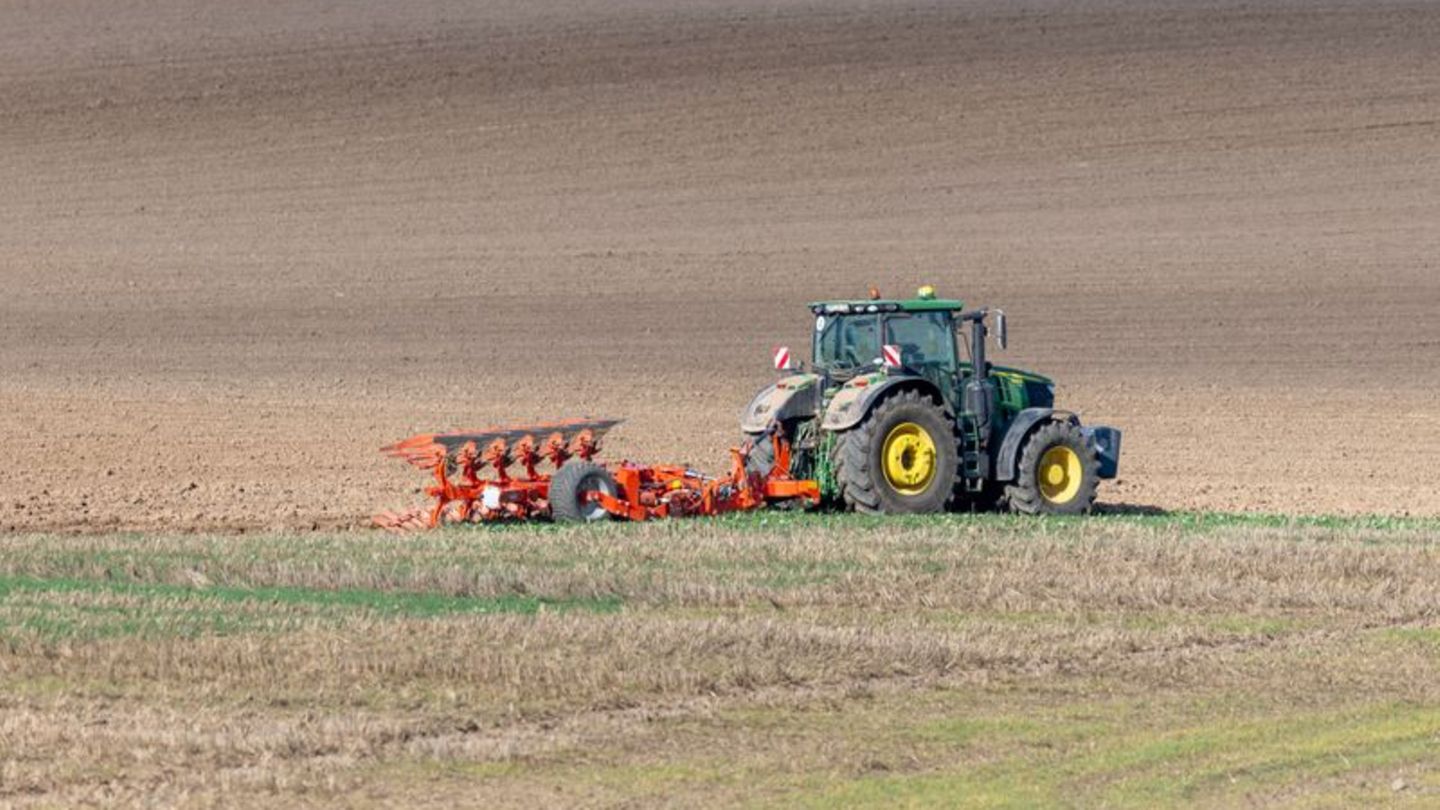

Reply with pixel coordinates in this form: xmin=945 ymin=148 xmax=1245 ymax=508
xmin=882 ymin=422 xmax=937 ymax=495
xmin=1038 ymin=446 xmax=1083 ymax=504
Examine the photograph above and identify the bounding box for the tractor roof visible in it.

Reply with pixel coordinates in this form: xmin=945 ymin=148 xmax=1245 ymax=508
xmin=807 ymin=297 xmax=965 ymax=315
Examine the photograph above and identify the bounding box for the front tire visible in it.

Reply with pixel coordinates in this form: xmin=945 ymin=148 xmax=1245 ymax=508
xmin=1005 ymin=421 xmax=1099 ymax=515
xmin=831 ymin=390 xmax=957 ymax=514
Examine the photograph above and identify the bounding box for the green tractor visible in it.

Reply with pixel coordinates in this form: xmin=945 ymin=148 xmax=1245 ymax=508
xmin=741 ymin=286 xmax=1121 ymax=514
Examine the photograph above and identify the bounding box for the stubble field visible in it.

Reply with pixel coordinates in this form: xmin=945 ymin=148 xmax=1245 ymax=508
xmin=4 ymin=514 xmax=1440 ymax=806
xmin=4 ymin=0 xmax=1440 ymax=806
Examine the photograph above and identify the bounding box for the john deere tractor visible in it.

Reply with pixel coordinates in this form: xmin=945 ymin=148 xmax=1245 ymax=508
xmin=741 ymin=286 xmax=1121 ymax=514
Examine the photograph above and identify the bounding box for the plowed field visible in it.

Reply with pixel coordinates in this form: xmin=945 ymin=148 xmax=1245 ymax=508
xmin=4 ymin=0 xmax=1439 ymax=532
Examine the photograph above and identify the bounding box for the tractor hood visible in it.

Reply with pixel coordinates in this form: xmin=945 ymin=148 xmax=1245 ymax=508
xmin=989 ymin=365 xmax=1057 ymax=411
xmin=989 ymin=365 xmax=1053 ymax=387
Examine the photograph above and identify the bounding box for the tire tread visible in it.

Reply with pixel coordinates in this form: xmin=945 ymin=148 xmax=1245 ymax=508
xmin=549 ymin=460 xmax=617 ymax=522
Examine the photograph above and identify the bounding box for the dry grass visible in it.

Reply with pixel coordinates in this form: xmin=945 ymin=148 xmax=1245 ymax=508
xmin=2 ymin=513 xmax=1439 ymax=807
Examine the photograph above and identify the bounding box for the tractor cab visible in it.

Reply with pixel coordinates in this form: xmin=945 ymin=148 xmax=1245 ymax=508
xmin=813 ymin=309 xmax=956 ymax=377
xmin=808 ymin=287 xmax=968 ymax=410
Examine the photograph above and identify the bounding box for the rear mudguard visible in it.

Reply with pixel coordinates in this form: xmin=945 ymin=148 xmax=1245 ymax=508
xmin=995 ymin=408 xmax=1122 ymax=481
xmin=820 ymin=373 xmax=949 ymax=432
xmin=740 ymin=373 xmax=823 ymax=433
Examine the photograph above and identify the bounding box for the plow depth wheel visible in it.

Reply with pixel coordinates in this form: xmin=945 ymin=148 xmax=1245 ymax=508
xmin=550 ymin=461 xmax=619 ymax=522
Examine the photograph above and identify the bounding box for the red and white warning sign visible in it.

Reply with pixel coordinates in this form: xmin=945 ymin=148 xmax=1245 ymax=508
xmin=881 ymin=344 xmax=902 ymax=368
xmin=773 ymin=346 xmax=792 ymax=371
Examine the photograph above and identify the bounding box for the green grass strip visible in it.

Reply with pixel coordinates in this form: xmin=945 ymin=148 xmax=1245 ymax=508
xmin=0 ymin=575 xmax=622 ymax=620
xmin=442 ymin=507 xmax=1440 ymax=536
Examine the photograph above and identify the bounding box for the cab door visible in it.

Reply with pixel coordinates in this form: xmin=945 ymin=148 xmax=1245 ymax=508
xmin=882 ymin=312 xmax=960 ymax=410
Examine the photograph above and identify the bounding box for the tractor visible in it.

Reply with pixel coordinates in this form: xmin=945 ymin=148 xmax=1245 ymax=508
xmin=740 ymin=286 xmax=1121 ymax=515
xmin=374 ymin=285 xmax=1120 ymax=529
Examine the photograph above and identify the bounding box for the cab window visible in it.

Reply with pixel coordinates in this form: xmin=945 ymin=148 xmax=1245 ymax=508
xmin=814 ymin=314 xmax=880 ymax=370
xmin=883 ymin=312 xmax=955 ymax=372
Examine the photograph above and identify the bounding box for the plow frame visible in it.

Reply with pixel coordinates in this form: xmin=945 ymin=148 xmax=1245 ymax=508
xmin=589 ymin=442 xmax=819 ymax=522
xmin=375 ymin=421 xmax=819 ymax=530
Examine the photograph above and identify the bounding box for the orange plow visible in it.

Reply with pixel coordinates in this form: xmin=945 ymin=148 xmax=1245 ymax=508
xmin=374 ymin=419 xmax=819 ymax=530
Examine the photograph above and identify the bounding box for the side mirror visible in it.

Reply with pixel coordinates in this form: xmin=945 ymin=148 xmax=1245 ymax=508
xmin=772 ymin=346 xmax=793 ymax=372
xmin=994 ymin=310 xmax=1008 ymax=351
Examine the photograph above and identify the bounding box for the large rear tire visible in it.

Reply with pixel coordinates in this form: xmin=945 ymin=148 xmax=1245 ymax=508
xmin=831 ymin=390 xmax=957 ymax=514
xmin=549 ymin=461 xmax=619 ymax=522
xmin=741 ymin=432 xmax=776 ymax=478
xmin=1005 ymin=421 xmax=1099 ymax=515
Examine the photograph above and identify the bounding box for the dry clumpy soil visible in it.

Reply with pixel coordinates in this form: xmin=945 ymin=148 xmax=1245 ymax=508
xmin=3 ymin=0 xmax=1439 ymax=532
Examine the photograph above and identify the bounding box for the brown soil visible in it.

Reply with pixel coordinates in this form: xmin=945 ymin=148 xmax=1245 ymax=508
xmin=3 ymin=0 xmax=1438 ymax=532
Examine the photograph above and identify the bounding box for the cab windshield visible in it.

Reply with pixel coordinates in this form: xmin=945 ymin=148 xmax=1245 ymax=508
xmin=814 ymin=314 xmax=879 ymax=370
